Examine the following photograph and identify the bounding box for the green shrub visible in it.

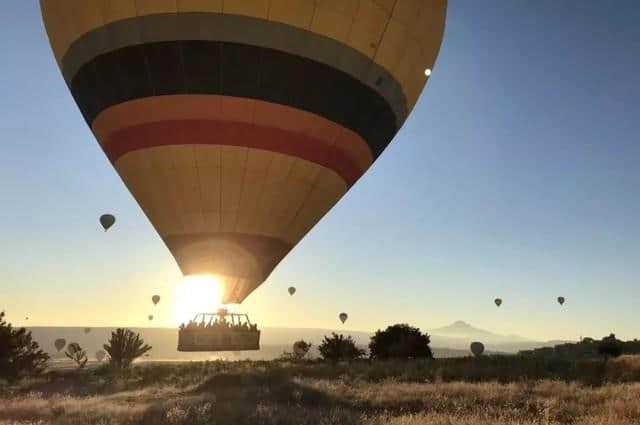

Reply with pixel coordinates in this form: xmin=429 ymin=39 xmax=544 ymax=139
xmin=369 ymin=324 xmax=433 ymax=360
xmin=65 ymin=342 xmax=88 ymax=369
xmin=318 ymin=333 xmax=365 ymax=362
xmin=0 ymin=311 xmax=49 ymax=382
xmin=599 ymin=335 xmax=623 ymax=361
xmin=103 ymin=328 xmax=151 ymax=370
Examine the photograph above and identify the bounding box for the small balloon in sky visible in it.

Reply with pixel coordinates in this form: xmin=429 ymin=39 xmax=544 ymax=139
xmin=148 ymin=314 xmax=154 ymax=321
xmin=470 ymin=341 xmax=485 ymax=357
xmin=152 ymin=295 xmax=160 ymax=305
xmin=557 ymin=296 xmax=565 ymax=306
xmin=339 ymin=312 xmax=348 ymax=324
xmin=54 ymin=338 xmax=66 ymax=352
xmin=288 ymin=287 xmax=296 ymax=296
xmin=99 ymin=214 xmax=116 ymax=231
xmin=494 ymin=298 xmax=502 ymax=307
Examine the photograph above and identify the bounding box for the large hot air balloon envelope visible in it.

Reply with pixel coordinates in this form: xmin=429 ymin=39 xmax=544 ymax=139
xmin=557 ymin=296 xmax=565 ymax=306
xmin=41 ymin=0 xmax=446 ymax=304
xmin=470 ymin=341 xmax=484 ymax=357
xmin=54 ymin=338 xmax=66 ymax=352
xmin=494 ymin=298 xmax=502 ymax=307
xmin=339 ymin=313 xmax=348 ymax=324
xmin=152 ymin=295 xmax=160 ymax=306
xmin=288 ymin=287 xmax=296 ymax=296
xmin=99 ymin=214 xmax=115 ymax=231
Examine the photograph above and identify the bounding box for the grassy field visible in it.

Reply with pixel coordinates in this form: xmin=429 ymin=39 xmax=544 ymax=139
xmin=2 ymin=355 xmax=640 ymax=425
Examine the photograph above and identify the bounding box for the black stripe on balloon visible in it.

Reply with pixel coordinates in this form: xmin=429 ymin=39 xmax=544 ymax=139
xmin=60 ymin=12 xmax=408 ymax=129
xmin=70 ymin=41 xmax=397 ymax=158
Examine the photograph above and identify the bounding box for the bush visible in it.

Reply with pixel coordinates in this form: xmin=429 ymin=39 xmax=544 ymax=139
xmin=318 ymin=333 xmax=365 ymax=362
xmin=103 ymin=328 xmax=151 ymax=370
xmin=65 ymin=342 xmax=88 ymax=369
xmin=0 ymin=311 xmax=49 ymax=382
xmin=599 ymin=334 xmax=623 ymax=361
xmin=369 ymin=323 xmax=433 ymax=360
xmin=293 ymin=340 xmax=312 ymax=359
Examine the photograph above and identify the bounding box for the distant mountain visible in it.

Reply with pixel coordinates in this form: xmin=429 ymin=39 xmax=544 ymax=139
xmin=426 ymin=321 xmax=574 ymax=353
xmin=429 ymin=320 xmax=530 ymax=342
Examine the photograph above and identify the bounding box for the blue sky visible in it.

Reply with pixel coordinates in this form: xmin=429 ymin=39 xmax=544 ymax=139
xmin=1 ymin=1 xmax=639 ymax=341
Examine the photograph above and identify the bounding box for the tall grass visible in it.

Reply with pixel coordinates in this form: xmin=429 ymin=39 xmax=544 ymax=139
xmin=1 ymin=356 xmax=640 ymax=425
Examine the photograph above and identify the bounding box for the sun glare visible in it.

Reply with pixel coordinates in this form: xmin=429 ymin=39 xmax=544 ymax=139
xmin=172 ymin=275 xmax=223 ymax=325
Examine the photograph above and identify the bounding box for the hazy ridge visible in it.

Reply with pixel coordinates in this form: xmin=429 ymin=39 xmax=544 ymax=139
xmin=25 ymin=321 xmax=572 ymax=361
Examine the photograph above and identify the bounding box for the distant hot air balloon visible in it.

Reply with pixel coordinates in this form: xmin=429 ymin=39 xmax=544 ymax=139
xmin=494 ymin=298 xmax=502 ymax=307
xmin=288 ymin=287 xmax=296 ymax=296
xmin=54 ymin=338 xmax=66 ymax=352
xmin=148 ymin=315 xmax=154 ymax=321
xmin=293 ymin=340 xmax=310 ymax=357
xmin=557 ymin=296 xmax=565 ymax=306
xmin=99 ymin=214 xmax=115 ymax=231
xmin=339 ymin=313 xmax=348 ymax=324
xmin=40 ymin=1 xmax=447 ymax=305
xmin=84 ymin=327 xmax=91 ymax=334
xmin=152 ymin=295 xmax=160 ymax=306
xmin=470 ymin=341 xmax=485 ymax=357
xmin=95 ymin=350 xmax=106 ymax=362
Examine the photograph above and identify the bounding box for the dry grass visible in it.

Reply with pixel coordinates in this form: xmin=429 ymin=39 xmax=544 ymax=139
xmin=1 ymin=357 xmax=640 ymax=425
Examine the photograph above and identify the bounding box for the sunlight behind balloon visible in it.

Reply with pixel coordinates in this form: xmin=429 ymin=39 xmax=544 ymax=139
xmin=173 ymin=275 xmax=223 ymax=325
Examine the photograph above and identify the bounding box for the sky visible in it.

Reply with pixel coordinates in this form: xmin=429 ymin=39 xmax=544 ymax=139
xmin=1 ymin=1 xmax=639 ymax=341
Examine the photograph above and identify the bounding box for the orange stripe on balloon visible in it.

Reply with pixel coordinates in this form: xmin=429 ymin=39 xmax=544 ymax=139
xmin=92 ymin=95 xmax=373 ymax=174
xmin=102 ymin=120 xmax=363 ymax=186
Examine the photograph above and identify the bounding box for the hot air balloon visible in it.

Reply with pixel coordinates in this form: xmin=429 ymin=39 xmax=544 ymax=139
xmin=148 ymin=315 xmax=154 ymax=321
xmin=494 ymin=298 xmax=502 ymax=307
xmin=40 ymin=1 xmax=447 ymax=311
xmin=339 ymin=313 xmax=348 ymax=324
xmin=99 ymin=214 xmax=115 ymax=231
xmin=288 ymin=287 xmax=296 ymax=296
xmin=54 ymin=338 xmax=66 ymax=352
xmin=84 ymin=327 xmax=91 ymax=334
xmin=152 ymin=295 xmax=160 ymax=306
xmin=470 ymin=341 xmax=484 ymax=357
xmin=293 ymin=340 xmax=311 ymax=357
xmin=95 ymin=350 xmax=106 ymax=362
xmin=557 ymin=296 xmax=565 ymax=306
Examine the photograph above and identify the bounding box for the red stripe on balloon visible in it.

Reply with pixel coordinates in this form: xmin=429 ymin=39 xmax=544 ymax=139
xmin=102 ymin=120 xmax=364 ymax=186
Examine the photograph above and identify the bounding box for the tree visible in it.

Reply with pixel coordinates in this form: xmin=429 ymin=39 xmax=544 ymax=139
xmin=65 ymin=342 xmax=88 ymax=369
xmin=103 ymin=328 xmax=151 ymax=370
xmin=318 ymin=333 xmax=365 ymax=362
xmin=278 ymin=340 xmax=313 ymax=361
xmin=598 ymin=334 xmax=623 ymax=362
xmin=293 ymin=340 xmax=312 ymax=359
xmin=0 ymin=311 xmax=49 ymax=382
xmin=369 ymin=324 xmax=433 ymax=360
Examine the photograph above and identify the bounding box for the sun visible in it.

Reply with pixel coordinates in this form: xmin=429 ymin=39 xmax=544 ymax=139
xmin=172 ymin=275 xmax=223 ymax=325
